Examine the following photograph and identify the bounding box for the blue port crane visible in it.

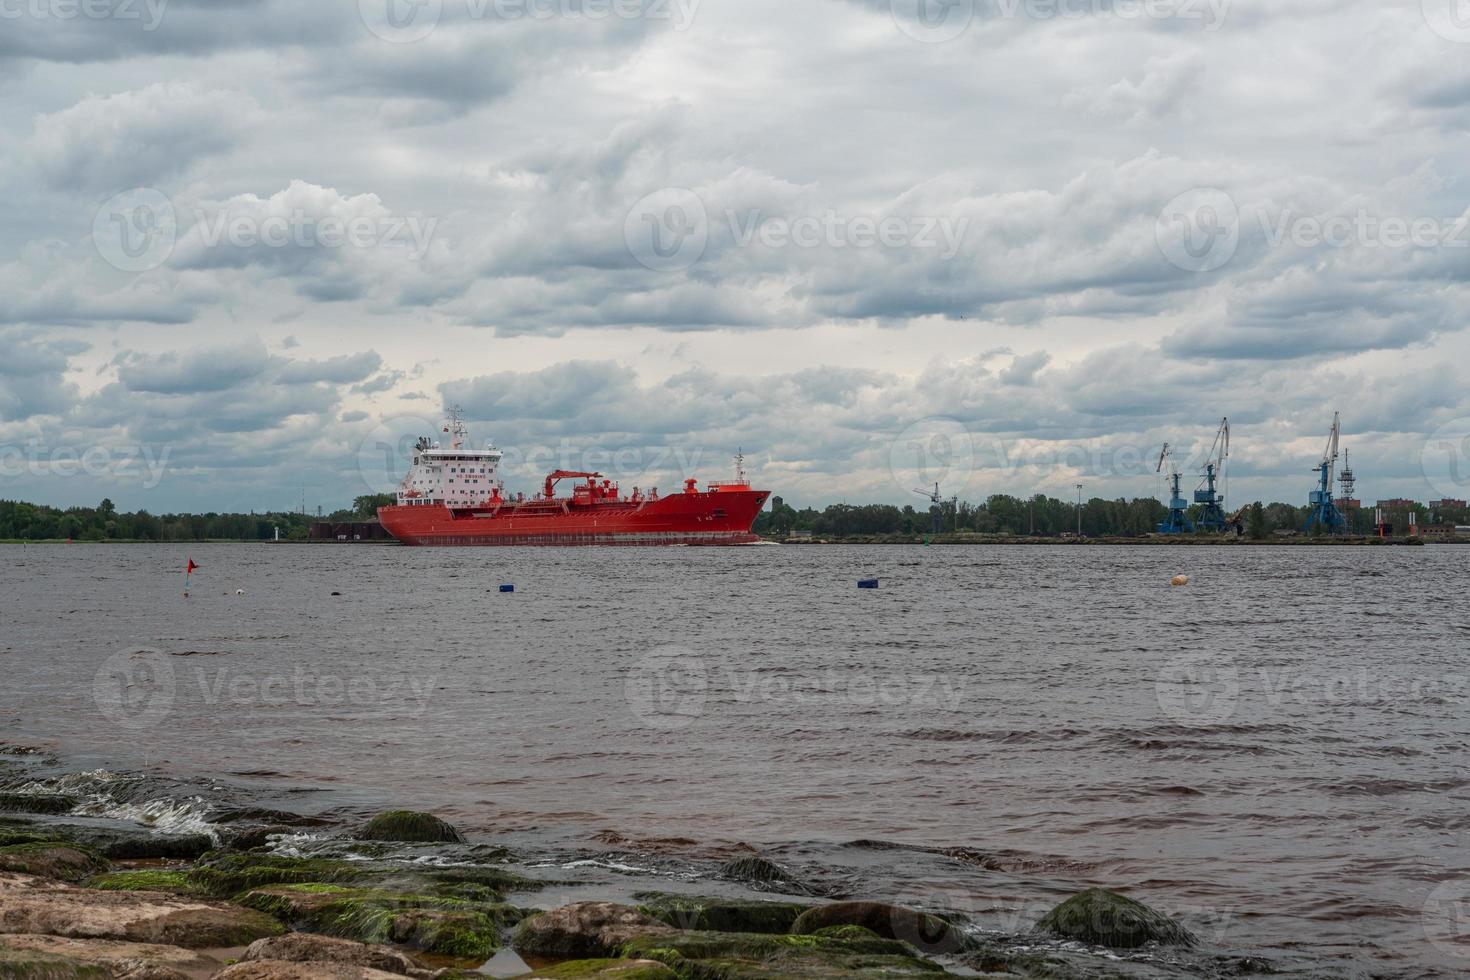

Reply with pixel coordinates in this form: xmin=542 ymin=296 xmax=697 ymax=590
xmin=1194 ymin=417 xmax=1230 ymax=533
xmin=1156 ymin=443 xmax=1194 ymax=534
xmin=1303 ymin=412 xmax=1348 ymax=534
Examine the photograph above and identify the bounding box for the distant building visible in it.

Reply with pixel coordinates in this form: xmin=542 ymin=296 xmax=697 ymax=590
xmin=1335 ymin=498 xmax=1361 ymax=511
xmin=1419 ymin=524 xmax=1460 ymax=539
xmin=1430 ymin=499 xmax=1468 ymax=510
xmin=788 ymin=529 xmax=813 ymax=540
xmin=1375 ymin=498 xmax=1418 ymax=510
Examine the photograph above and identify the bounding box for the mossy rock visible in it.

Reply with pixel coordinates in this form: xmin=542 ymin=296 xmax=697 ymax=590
xmin=619 ymin=930 xmax=913 ymax=961
xmin=0 ymin=842 xmax=111 ymax=883
xmin=1035 ymin=888 xmax=1197 ymax=949
xmin=413 ymin=864 xmax=543 ymax=896
xmin=0 ymin=947 xmax=110 ymax=979
xmin=188 ymin=852 xmax=366 ymax=898
xmin=0 ymin=793 xmax=78 ymax=816
xmin=239 ymin=882 xmax=524 ymax=958
xmin=358 ymin=810 xmax=465 ymax=844
xmin=42 ymin=824 xmax=212 ymax=861
xmin=811 ymin=925 xmax=883 ymax=942
xmin=513 ymin=959 xmax=680 ymax=980
xmin=790 ymin=902 xmax=965 ymax=956
xmin=620 ymin=932 xmax=947 ymax=980
xmin=87 ymin=869 xmax=198 ymax=894
xmin=634 ymin=893 xmax=807 ymax=934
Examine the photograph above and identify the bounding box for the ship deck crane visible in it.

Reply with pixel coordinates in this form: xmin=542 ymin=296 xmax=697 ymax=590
xmin=1194 ymin=417 xmax=1230 ymax=532
xmin=1303 ymin=412 xmax=1348 ymax=534
xmin=1156 ymin=443 xmax=1194 ymax=534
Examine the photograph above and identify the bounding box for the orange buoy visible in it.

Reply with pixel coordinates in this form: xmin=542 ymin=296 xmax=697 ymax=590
xmin=1171 ymin=574 xmax=1190 ymax=587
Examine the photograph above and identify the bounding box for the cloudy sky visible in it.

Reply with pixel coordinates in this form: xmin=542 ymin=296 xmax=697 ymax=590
xmin=3 ymin=0 xmax=1470 ymax=513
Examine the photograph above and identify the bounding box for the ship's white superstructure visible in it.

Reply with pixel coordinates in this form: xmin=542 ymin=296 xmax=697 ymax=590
xmin=397 ymin=408 xmax=505 ymax=508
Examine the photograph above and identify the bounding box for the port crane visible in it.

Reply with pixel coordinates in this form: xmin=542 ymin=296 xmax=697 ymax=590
xmin=1303 ymin=412 xmax=1348 ymax=534
xmin=913 ymin=483 xmax=943 ymax=535
xmin=1194 ymin=417 xmax=1230 ymax=532
xmin=1156 ymin=443 xmax=1194 ymax=534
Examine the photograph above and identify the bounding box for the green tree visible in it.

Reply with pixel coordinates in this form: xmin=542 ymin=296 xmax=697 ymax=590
xmin=1247 ymin=502 xmax=1268 ymax=539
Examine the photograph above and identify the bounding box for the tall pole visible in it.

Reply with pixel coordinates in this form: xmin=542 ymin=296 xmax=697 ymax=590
xmin=1075 ymin=483 xmax=1083 ymax=537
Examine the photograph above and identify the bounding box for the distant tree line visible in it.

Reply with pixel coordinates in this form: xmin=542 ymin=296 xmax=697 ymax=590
xmin=2 ymin=492 xmax=1461 ymax=542
xmin=0 ymin=495 xmax=394 ymax=542
xmin=752 ymin=494 xmax=1469 ymax=538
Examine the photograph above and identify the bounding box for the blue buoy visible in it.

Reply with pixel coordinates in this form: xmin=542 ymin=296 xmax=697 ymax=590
xmin=500 ymin=584 xmax=515 ymax=593
xmin=858 ymin=579 xmax=880 ymax=589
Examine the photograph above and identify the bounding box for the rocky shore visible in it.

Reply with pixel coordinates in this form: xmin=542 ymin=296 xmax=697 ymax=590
xmin=0 ymin=792 xmax=1279 ymax=980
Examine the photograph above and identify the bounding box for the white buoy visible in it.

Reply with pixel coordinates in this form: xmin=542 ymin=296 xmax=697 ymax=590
xmin=1171 ymin=574 xmax=1190 ymax=587
xmin=236 ymin=589 xmax=245 ymax=596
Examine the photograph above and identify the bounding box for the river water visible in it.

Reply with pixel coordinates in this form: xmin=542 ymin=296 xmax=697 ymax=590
xmin=3 ymin=542 xmax=1467 ymax=977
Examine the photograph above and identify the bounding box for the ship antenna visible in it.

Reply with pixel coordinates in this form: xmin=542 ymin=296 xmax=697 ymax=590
xmin=735 ymin=447 xmax=746 ymax=484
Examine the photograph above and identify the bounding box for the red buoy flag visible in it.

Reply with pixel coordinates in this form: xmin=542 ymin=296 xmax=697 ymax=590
xmin=186 ymin=558 xmax=198 ymax=574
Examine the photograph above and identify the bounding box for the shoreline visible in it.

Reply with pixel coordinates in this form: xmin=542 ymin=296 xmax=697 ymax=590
xmin=0 ymin=751 xmax=1356 ymax=980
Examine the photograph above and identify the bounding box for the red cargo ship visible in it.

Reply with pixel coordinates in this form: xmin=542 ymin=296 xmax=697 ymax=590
xmin=377 ymin=412 xmax=770 ymax=546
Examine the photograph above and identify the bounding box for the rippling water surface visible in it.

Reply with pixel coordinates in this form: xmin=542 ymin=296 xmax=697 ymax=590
xmin=4 ymin=543 xmax=1468 ymax=977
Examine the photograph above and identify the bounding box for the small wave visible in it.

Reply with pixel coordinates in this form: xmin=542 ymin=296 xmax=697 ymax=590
xmin=72 ymin=795 xmax=221 ymax=845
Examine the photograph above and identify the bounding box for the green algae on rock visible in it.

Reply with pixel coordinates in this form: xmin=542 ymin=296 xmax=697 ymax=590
xmin=189 ymin=853 xmax=367 ymax=898
xmin=633 ymin=893 xmax=808 ymax=934
xmin=619 ymin=930 xmax=949 ymax=979
xmin=511 ymin=958 xmax=680 ymax=980
xmin=1035 ymin=888 xmax=1197 ymax=950
xmin=357 ymin=811 xmax=465 ymax=844
xmin=513 ymin=904 xmax=675 ymax=959
xmin=239 ymin=882 xmax=523 ymax=959
xmin=0 ymin=945 xmax=111 ymax=980
xmin=790 ymin=902 xmax=966 ymax=956
xmin=86 ymin=870 xmax=197 ymax=894
xmin=0 ymin=843 xmax=111 ymax=884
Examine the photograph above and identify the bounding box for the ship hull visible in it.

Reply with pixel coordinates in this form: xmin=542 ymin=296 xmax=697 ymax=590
xmin=378 ymin=488 xmax=769 ymax=547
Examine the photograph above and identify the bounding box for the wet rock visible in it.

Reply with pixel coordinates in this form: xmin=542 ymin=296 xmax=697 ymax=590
xmin=718 ymin=856 xmax=793 ymax=886
xmin=88 ymin=870 xmax=197 ymax=895
xmin=0 ymin=842 xmax=111 ymax=883
xmin=0 ymin=933 xmax=217 ymax=979
xmin=1035 ymin=888 xmax=1197 ymax=949
xmin=189 ymin=854 xmax=365 ymax=898
xmin=0 ymin=944 xmax=111 ymax=978
xmin=208 ymin=808 xmax=330 ymax=828
xmin=790 ymin=901 xmax=965 ymax=956
xmin=239 ymin=883 xmax=521 ymax=959
xmin=633 ymin=893 xmax=807 ymax=934
xmin=512 ymin=903 xmax=674 ymax=958
xmin=357 ymin=811 xmax=465 ymax=845
xmin=241 ymin=934 xmax=424 ymax=976
xmin=511 ymin=959 xmax=679 ymax=979
xmin=41 ymin=825 xmax=213 ymax=862
xmin=212 ymin=963 xmax=410 ymax=980
xmin=618 ymin=930 xmax=945 ymax=978
xmin=0 ymin=871 xmax=285 ymax=948
xmin=0 ymin=793 xmax=79 ymax=816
